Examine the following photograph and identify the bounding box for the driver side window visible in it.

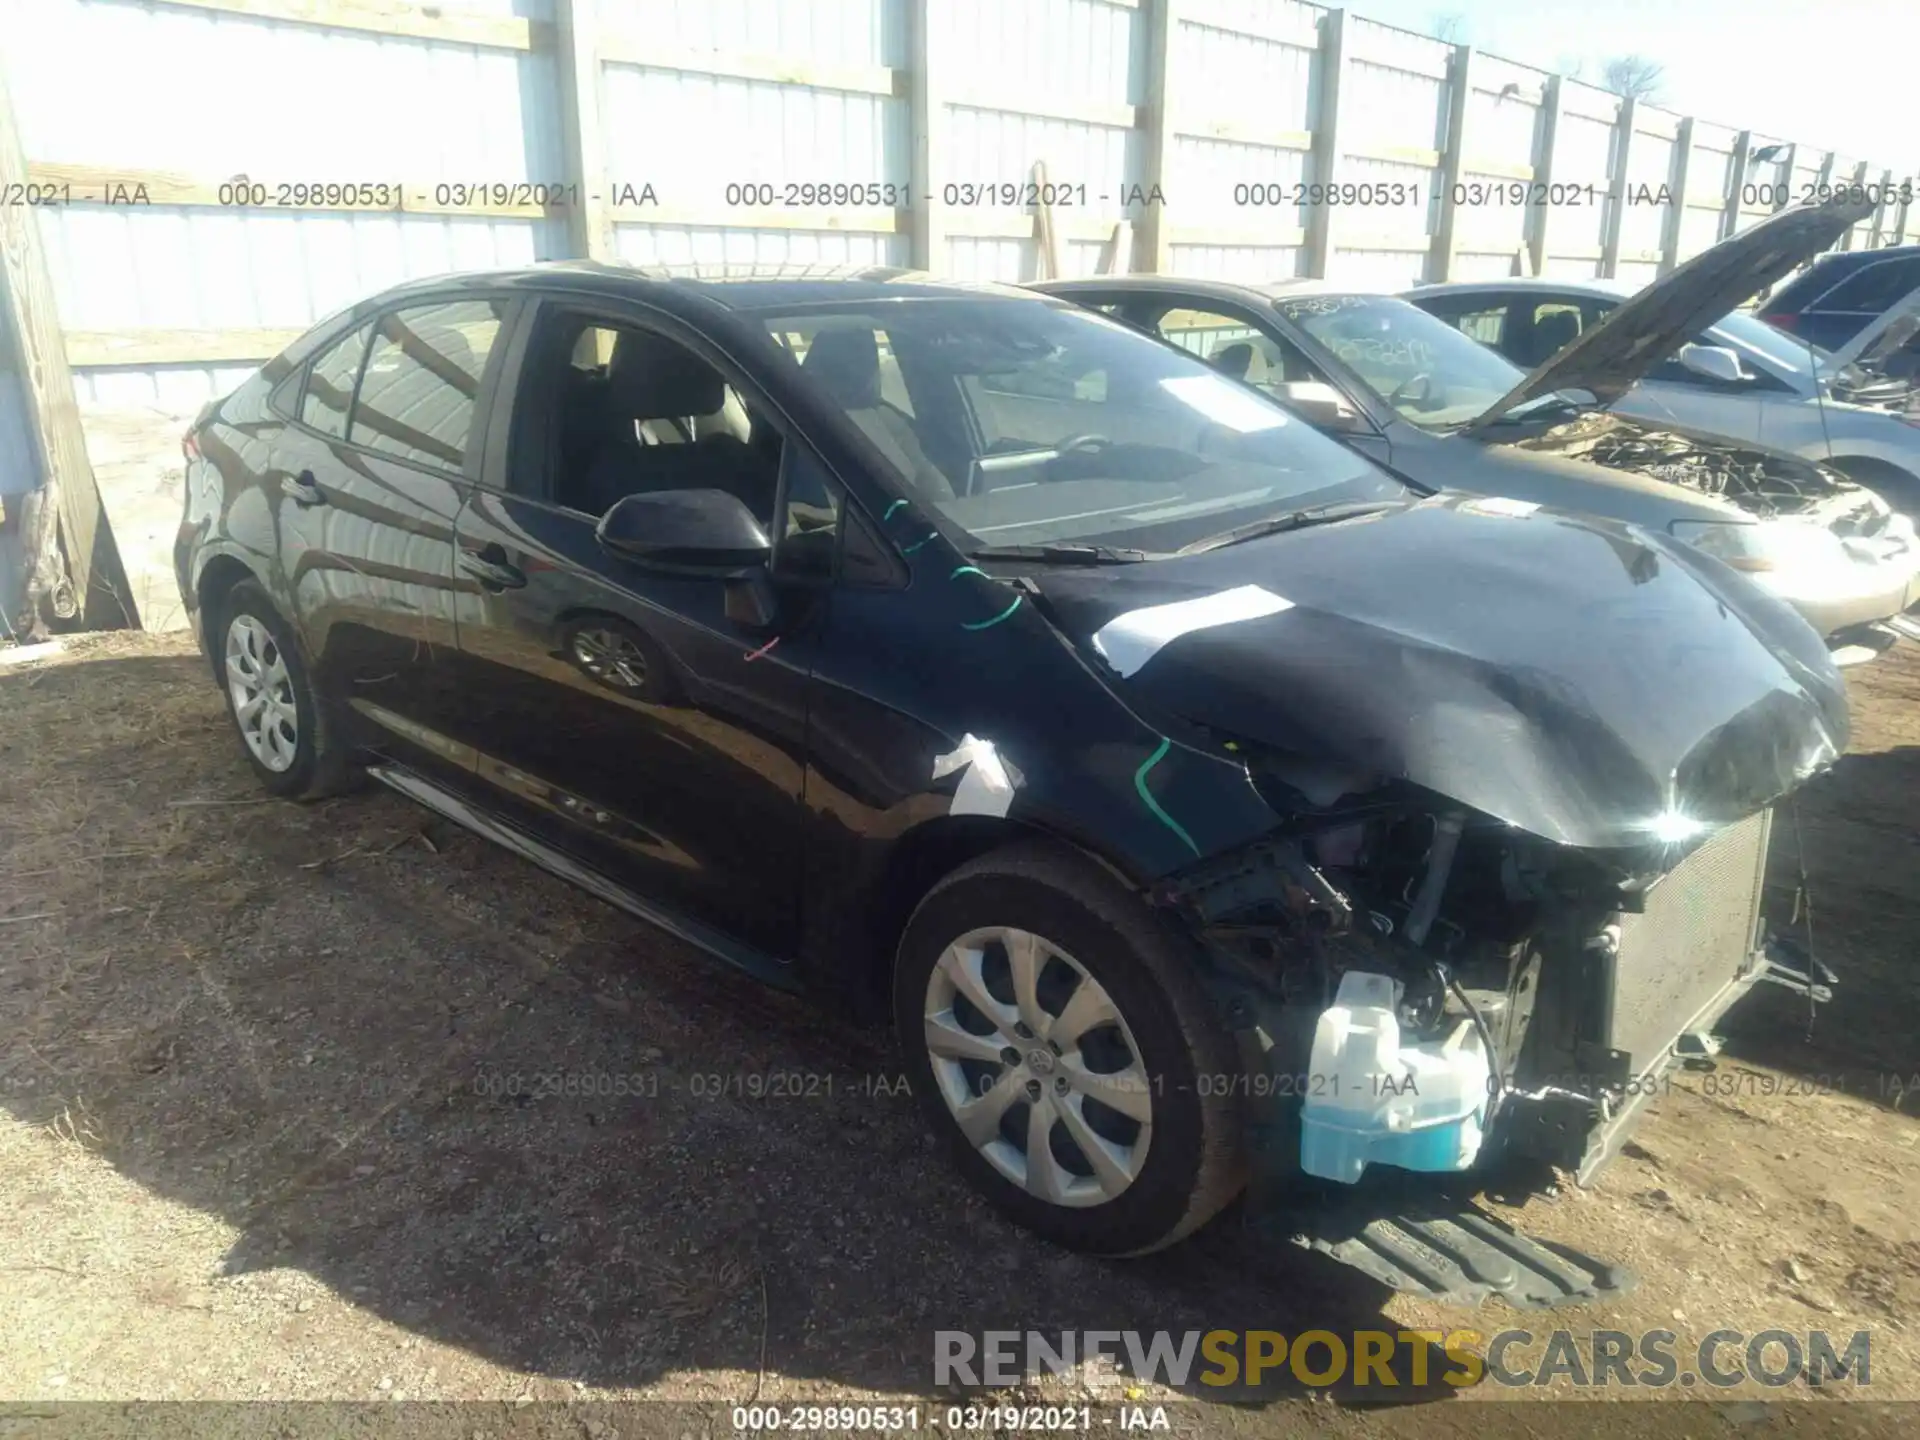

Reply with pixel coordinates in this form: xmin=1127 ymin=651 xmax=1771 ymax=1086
xmin=1151 ymin=306 xmax=1329 ymax=392
xmin=533 ymin=316 xmax=782 ymax=530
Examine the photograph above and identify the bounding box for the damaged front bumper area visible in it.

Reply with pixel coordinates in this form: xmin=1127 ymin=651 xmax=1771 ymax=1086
xmin=1153 ymin=789 xmax=1831 ymax=1301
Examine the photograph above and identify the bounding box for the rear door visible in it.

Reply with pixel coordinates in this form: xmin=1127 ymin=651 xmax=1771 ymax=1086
xmin=269 ymin=295 xmax=513 ymax=783
xmin=445 ymin=299 xmax=826 ymax=960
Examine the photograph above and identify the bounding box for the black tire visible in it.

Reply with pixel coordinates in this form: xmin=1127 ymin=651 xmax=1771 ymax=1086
xmin=893 ymin=840 xmax=1247 ymax=1256
xmin=557 ymin=614 xmax=683 ymax=705
xmin=212 ymin=579 xmax=357 ymax=800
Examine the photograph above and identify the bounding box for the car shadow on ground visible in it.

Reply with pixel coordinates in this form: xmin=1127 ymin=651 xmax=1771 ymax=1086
xmin=1728 ymin=742 xmax=1920 ymax=1113
xmin=0 ymin=649 xmax=1473 ymax=1407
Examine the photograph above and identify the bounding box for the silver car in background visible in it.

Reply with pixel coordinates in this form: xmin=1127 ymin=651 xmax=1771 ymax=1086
xmin=1405 ymin=276 xmax=1920 ymax=513
xmin=1040 ymin=199 xmax=1920 ymax=663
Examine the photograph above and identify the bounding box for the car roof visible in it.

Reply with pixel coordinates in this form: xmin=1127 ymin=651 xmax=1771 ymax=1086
xmin=1038 ymin=274 xmax=1396 ymax=304
xmin=1797 ymin=242 xmax=1920 ymax=273
xmin=1767 ymin=243 xmax=1920 ymax=309
xmin=1404 ymin=277 xmax=1637 ymax=299
xmin=368 ymin=261 xmax=1042 ymax=314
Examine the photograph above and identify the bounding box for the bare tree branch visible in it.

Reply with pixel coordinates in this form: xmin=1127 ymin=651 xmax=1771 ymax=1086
xmin=1600 ymin=54 xmax=1666 ymax=103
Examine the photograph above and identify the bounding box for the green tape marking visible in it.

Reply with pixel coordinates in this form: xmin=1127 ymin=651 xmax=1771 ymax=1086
xmin=960 ymin=595 xmax=1024 ymax=630
xmin=950 ymin=565 xmax=987 ymax=579
xmin=902 ymin=531 xmax=939 ymax=554
xmin=1134 ymin=736 xmax=1201 ymax=858
xmin=883 ymin=498 xmax=908 ymax=520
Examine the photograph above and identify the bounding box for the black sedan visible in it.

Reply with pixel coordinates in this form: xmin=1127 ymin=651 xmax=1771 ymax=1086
xmin=176 ymin=263 xmax=1844 ymax=1276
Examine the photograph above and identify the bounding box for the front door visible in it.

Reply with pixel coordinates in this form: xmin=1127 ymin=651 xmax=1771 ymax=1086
xmin=446 ymin=304 xmax=830 ymax=959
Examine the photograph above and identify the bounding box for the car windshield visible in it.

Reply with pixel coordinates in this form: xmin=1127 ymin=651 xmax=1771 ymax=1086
xmin=1275 ymin=293 xmax=1534 ymax=428
xmin=756 ymin=298 xmax=1404 ymax=553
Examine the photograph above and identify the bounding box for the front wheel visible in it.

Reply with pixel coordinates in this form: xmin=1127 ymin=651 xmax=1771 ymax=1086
xmin=894 ymin=841 xmax=1247 ymax=1256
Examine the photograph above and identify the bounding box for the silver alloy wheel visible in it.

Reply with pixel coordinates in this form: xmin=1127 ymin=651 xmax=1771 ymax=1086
xmin=224 ymin=613 xmax=299 ymax=773
xmin=571 ymin=627 xmax=648 ymax=691
xmin=923 ymin=926 xmax=1154 ymax=1207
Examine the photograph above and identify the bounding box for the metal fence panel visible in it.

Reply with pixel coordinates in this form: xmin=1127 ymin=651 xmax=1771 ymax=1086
xmin=6 ymin=0 xmax=1915 ymax=627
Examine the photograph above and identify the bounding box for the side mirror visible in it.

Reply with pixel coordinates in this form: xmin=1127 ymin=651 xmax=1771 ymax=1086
xmin=596 ymin=488 xmax=773 ymax=574
xmin=1274 ymin=379 xmax=1365 ymax=431
xmin=1676 ymin=343 xmax=1748 ymax=384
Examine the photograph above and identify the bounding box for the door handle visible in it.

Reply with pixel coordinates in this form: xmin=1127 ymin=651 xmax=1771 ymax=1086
xmin=458 ymin=546 xmax=527 ymax=592
xmin=282 ymin=470 xmax=327 ymax=506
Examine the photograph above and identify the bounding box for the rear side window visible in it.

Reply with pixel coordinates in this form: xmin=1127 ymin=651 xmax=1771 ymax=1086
xmin=1455 ymin=306 xmax=1508 ymax=346
xmin=349 ymin=300 xmax=507 ymax=472
xmin=1419 ymin=297 xmax=1512 ymax=349
xmin=1819 ymin=258 xmax=1920 ymax=314
xmin=301 ymin=324 xmax=372 ymax=438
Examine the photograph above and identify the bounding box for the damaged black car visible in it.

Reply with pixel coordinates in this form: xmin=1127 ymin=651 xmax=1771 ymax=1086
xmin=1036 ymin=196 xmax=1920 ymax=669
xmin=177 ymin=260 xmax=1847 ymax=1298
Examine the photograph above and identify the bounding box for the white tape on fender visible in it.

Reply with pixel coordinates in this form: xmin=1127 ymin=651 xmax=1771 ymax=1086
xmin=1092 ymin=584 xmax=1294 ymax=678
xmin=931 ymin=734 xmax=1018 ymax=818
xmin=1461 ymin=496 xmax=1540 ymax=518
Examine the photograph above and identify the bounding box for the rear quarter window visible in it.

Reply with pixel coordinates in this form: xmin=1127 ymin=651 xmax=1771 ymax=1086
xmin=348 ymin=300 xmax=507 ymax=472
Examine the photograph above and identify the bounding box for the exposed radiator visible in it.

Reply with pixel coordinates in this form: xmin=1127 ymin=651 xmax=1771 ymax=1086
xmin=1606 ymin=808 xmax=1773 ymax=1074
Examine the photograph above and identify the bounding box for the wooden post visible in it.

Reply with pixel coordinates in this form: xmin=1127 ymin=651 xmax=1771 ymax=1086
xmin=1813 ymin=149 xmax=1837 ymax=198
xmin=1868 ymin=168 xmax=1895 ymax=249
xmin=1721 ymin=129 xmax=1751 ymax=240
xmin=1032 ymin=161 xmax=1064 ymax=280
xmin=908 ymin=0 xmax=946 ymax=271
xmin=1136 ymin=0 xmax=1178 ymax=275
xmin=1304 ymin=8 xmax=1350 ymax=279
xmin=1526 ymin=75 xmax=1563 ymax=278
xmin=0 ymin=67 xmax=124 ymax=635
xmin=554 ymin=0 xmax=611 ymax=261
xmin=1660 ymin=116 xmax=1694 ymax=275
xmin=1428 ymin=43 xmax=1475 ymax=283
xmin=1840 ymin=159 xmax=1874 ymax=250
xmin=1599 ymin=96 xmax=1636 ymax=279
xmin=1770 ymin=143 xmax=1797 ymax=211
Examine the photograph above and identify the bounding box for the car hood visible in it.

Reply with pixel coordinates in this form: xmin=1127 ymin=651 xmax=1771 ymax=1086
xmin=1468 ymin=194 xmax=1878 ymax=432
xmin=1032 ymin=495 xmax=1849 ymax=851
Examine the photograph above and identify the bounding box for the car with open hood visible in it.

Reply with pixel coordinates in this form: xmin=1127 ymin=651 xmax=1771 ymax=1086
xmin=1035 ymin=197 xmax=1920 ymax=666
xmin=1405 ymin=274 xmax=1920 ymax=524
xmin=177 ymin=262 xmax=1843 ymax=1297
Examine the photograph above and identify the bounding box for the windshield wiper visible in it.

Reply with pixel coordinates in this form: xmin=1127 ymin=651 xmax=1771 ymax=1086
xmin=1176 ymin=500 xmax=1400 ymax=555
xmin=967 ymin=542 xmax=1151 ymax=564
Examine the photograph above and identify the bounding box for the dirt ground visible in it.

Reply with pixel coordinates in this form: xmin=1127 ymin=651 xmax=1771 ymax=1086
xmin=1 ymin=629 xmax=1916 ymax=1436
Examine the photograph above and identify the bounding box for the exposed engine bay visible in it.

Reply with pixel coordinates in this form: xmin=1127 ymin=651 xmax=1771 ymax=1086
xmin=1515 ymin=410 xmax=1856 ymax=519
xmin=1155 ymin=754 xmax=1802 ymax=1196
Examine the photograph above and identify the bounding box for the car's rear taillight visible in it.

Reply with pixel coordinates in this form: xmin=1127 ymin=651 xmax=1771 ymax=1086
xmin=182 ymin=429 xmax=201 ymax=463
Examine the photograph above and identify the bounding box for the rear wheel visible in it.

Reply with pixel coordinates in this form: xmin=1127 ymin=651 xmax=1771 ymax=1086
xmin=894 ymin=841 xmax=1246 ymax=1255
xmin=214 ymin=580 xmax=356 ymax=799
